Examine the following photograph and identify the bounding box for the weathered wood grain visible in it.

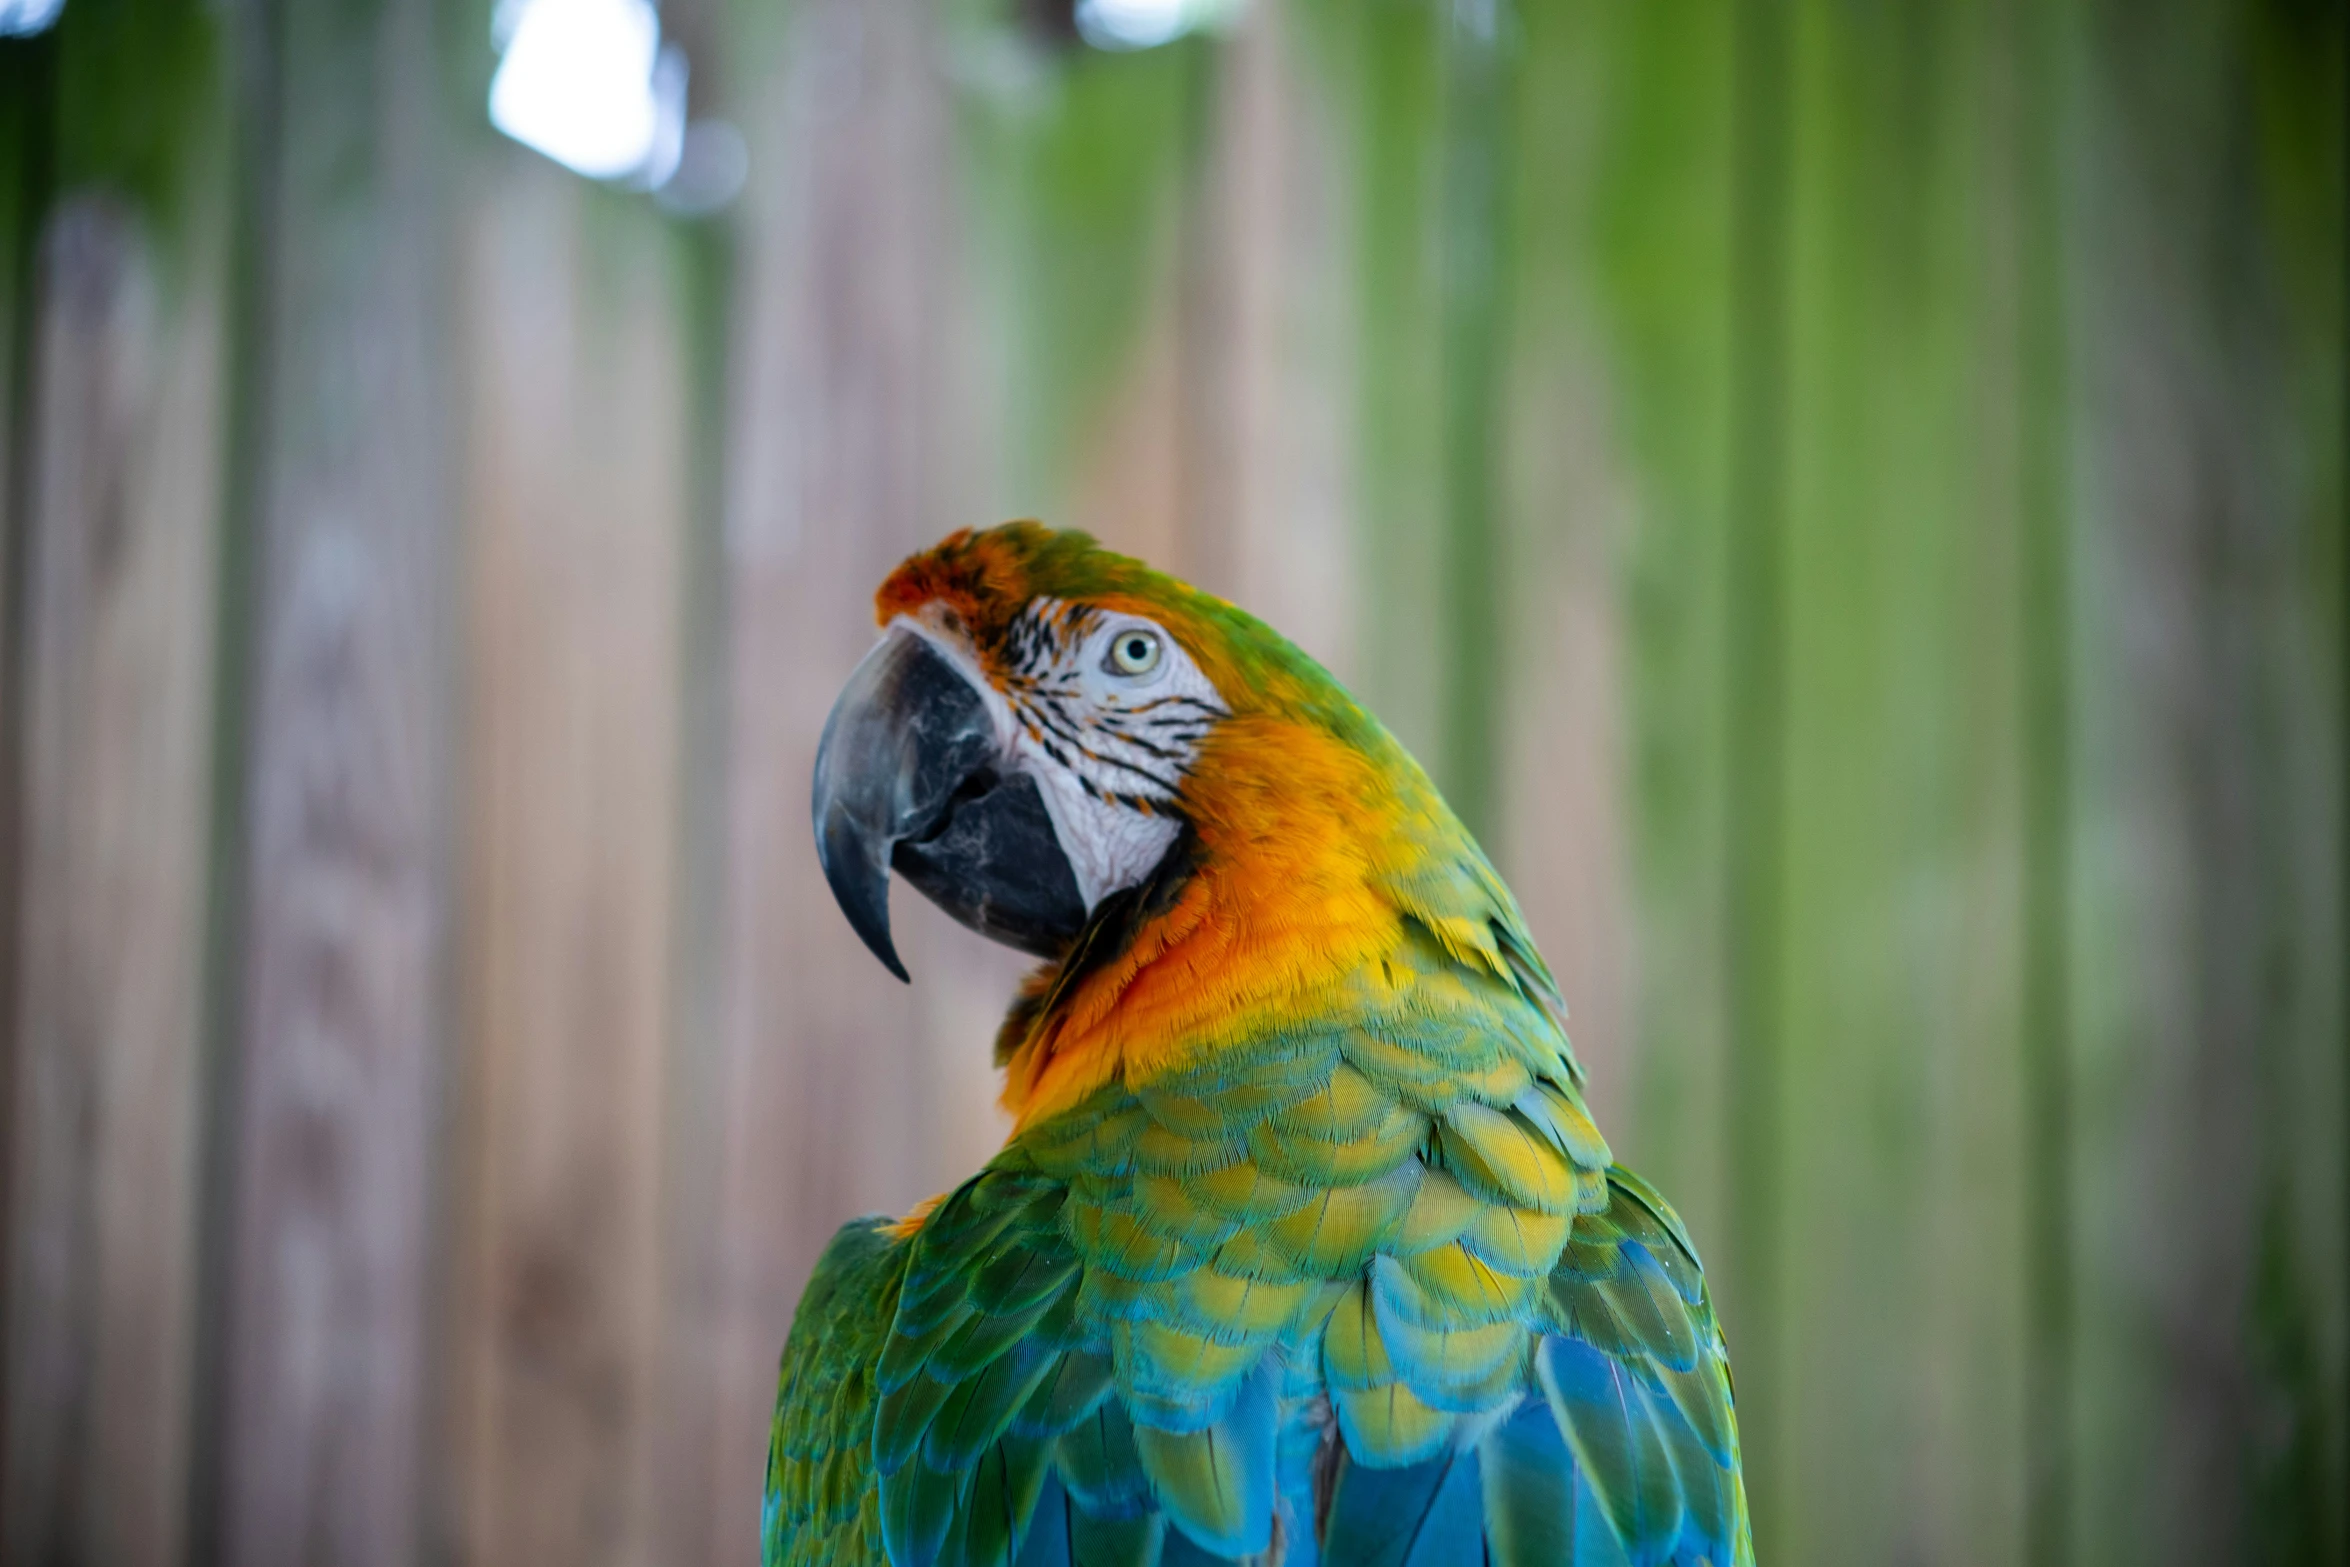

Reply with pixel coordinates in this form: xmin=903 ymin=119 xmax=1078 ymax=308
xmin=1769 ymin=7 xmax=2041 ymax=1560
xmin=1196 ymin=0 xmax=1357 ymax=679
xmin=1321 ymin=2 xmax=1450 ymax=773
xmin=2068 ymin=3 xmax=2346 ymax=1562
xmin=444 ymin=158 xmax=693 ymax=1567
xmin=210 ymin=0 xmax=459 ymax=1558
xmin=695 ymin=1 xmax=1028 ymax=1555
xmin=1490 ymin=0 xmax=1647 ymax=1142
xmin=1555 ymin=0 xmax=1744 ymax=1304
xmin=1064 ymin=3 xmax=1356 ymax=669
xmin=0 ymin=58 xmax=43 ymax=1499
xmin=1 ymin=194 xmax=225 ymax=1567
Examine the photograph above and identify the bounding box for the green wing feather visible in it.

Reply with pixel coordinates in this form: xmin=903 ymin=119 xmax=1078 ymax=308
xmin=1530 ymin=1168 xmax=1752 ymax=1566
xmin=765 ymin=1218 xmax=909 ymax=1567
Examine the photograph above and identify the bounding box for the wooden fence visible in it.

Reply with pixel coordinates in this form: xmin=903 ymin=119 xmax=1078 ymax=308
xmin=0 ymin=1 xmax=2340 ymax=1565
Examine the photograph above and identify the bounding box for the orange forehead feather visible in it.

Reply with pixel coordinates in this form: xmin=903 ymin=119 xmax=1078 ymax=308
xmin=873 ymin=526 xmax=1036 ymax=645
xmin=876 ymin=522 xmax=1220 ymax=682
xmin=872 ymin=521 xmax=1384 ymax=744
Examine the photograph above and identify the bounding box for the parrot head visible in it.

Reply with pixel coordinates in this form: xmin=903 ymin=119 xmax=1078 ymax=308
xmin=816 ymin=524 xmax=1218 ymax=979
xmin=814 ymin=521 xmax=1540 ymax=1118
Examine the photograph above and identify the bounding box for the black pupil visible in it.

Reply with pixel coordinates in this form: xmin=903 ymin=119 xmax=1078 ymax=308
xmin=1123 ymin=638 xmax=1146 ymax=662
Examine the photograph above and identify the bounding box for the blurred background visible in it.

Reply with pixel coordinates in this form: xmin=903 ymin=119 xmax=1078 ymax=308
xmin=0 ymin=0 xmax=2340 ymax=1564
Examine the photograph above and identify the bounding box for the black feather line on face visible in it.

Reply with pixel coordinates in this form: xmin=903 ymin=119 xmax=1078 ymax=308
xmin=1138 ymin=698 xmax=1228 ymax=727
xmin=1104 ymin=730 xmax=1185 ymax=764
xmin=1020 ymin=698 xmax=1181 ymax=795
xmin=1014 ymin=695 xmax=1083 ymax=754
xmin=1090 ymin=754 xmax=1182 ymax=794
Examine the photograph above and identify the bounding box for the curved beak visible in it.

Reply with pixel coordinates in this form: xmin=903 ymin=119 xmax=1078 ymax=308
xmin=811 ymin=627 xmax=1088 ymax=981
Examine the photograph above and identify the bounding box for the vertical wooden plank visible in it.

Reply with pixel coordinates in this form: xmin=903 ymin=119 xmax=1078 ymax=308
xmin=209 ymin=0 xmax=457 ymax=1557
xmin=1773 ymin=4 xmax=2042 ymax=1561
xmin=650 ymin=245 xmax=733 ymax=1567
xmin=2069 ymin=2 xmax=2346 ymax=1561
xmin=1318 ymin=0 xmax=1448 ymax=768
xmin=3 ymin=3 xmax=233 ymax=1560
xmin=1500 ymin=0 xmax=1813 ymax=1223
xmin=1720 ymin=0 xmax=1792 ymax=1548
xmin=1428 ymin=0 xmax=1513 ymax=844
xmin=1485 ymin=0 xmax=1649 ymax=1141
xmin=2010 ymin=2 xmax=2073 ymax=1561
xmin=1060 ymin=41 xmax=1240 ymax=596
xmin=1195 ymin=0 xmax=1356 ymax=675
xmin=1286 ymin=0 xmax=1549 ymax=841
xmin=0 ymin=194 xmax=226 ymax=1567
xmin=967 ymin=35 xmax=1202 ymax=570
xmin=0 ymin=49 xmax=47 ymax=1486
xmin=1067 ymin=3 xmax=1358 ymax=670
xmin=0 ymin=39 xmax=40 ymax=705
xmin=693 ymin=2 xmax=1026 ymax=1556
xmin=965 ymin=38 xmax=1199 ymax=533
xmin=1566 ymin=0 xmax=1742 ymax=1269
xmin=446 ymin=163 xmax=688 ymax=1567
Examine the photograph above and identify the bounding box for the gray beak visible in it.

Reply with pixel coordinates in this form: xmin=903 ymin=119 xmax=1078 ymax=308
xmin=811 ymin=628 xmax=1088 ymax=981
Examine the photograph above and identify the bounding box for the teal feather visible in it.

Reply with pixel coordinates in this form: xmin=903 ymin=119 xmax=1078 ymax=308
xmin=923 ymin=1347 xmax=1060 ymax=1470
xmin=968 ymin=1242 xmax=1079 ymax=1317
xmin=1013 ymin=1352 xmax=1114 ymax=1438
xmin=1592 ymin=1246 xmax=1699 ymax=1374
xmin=880 ymin=1445 xmax=962 ymax=1567
xmin=927 ymin=1293 xmax=1068 ymax=1383
xmin=941 ymin=1432 xmax=1051 ymax=1567
xmin=1013 ymin=1477 xmax=1169 ymax=1567
xmin=877 ymin=1365 xmax=965 ymax=1476
xmin=1536 ymin=1336 xmax=1689 ymax=1563
xmin=1055 ymin=1401 xmax=1152 ymax=1516
xmin=1321 ymin=1446 xmax=1484 ymax=1567
xmin=1479 ymin=1399 xmax=1578 ymax=1566
xmin=1605 ymin=1173 xmax=1709 ymax=1305
xmin=1571 ymin=1466 xmax=1637 ymax=1567
xmin=1131 ymin=1365 xmax=1277 ymax=1557
xmin=1067 ymin=1508 xmax=1165 ymax=1566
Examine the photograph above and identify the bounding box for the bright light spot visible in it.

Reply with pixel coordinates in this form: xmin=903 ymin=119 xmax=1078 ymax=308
xmin=489 ymin=0 xmax=681 ymax=183
xmin=1074 ymin=0 xmax=1236 ymax=51
xmin=640 ymin=43 xmax=687 ymax=188
xmin=0 ymin=0 xmax=65 ymax=37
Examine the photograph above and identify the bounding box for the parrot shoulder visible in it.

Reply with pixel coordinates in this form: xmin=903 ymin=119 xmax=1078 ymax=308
xmin=765 ymin=1215 xmax=913 ymax=1567
xmin=855 ymin=1157 xmax=1182 ymax=1567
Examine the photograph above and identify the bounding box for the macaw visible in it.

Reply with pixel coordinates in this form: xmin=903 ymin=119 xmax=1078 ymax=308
xmin=767 ymin=524 xmax=1750 ymax=1567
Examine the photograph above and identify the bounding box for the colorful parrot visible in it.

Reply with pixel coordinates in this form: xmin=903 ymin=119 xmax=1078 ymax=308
xmin=767 ymin=524 xmax=1750 ymax=1567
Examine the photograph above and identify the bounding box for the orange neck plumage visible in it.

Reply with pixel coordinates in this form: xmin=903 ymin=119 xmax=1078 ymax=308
xmin=1000 ymin=710 xmax=1415 ymax=1129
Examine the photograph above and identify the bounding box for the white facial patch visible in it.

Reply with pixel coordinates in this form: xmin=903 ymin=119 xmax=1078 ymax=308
xmin=889 ymin=601 xmax=1228 ymax=911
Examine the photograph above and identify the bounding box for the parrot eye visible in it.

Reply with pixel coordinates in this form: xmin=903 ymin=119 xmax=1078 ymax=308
xmin=1106 ymin=629 xmax=1162 ymax=677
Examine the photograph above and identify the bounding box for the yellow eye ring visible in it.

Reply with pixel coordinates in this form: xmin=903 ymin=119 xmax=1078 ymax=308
xmin=1107 ymin=629 xmax=1162 ymax=676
